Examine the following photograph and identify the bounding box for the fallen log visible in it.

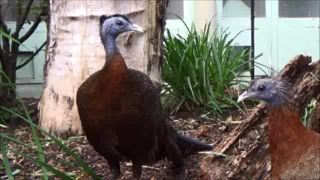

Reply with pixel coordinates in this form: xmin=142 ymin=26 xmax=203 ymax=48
xmin=200 ymin=55 xmax=320 ymax=180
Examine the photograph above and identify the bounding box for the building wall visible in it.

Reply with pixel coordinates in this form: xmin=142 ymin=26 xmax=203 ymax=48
xmin=165 ymin=0 xmax=218 ymax=36
xmin=194 ymin=1 xmax=217 ymax=31
xmin=4 ymin=0 xmax=318 ymax=98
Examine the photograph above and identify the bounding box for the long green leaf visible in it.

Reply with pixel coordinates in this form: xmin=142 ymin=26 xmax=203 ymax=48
xmin=0 ymin=106 xmax=101 ymax=180
xmin=0 ymin=134 xmax=80 ymax=171
xmin=0 ymin=71 xmax=49 ymax=180
xmin=9 ymin=148 xmax=73 ymax=180
xmin=0 ymin=29 xmax=29 ymax=50
xmin=0 ymin=139 xmax=14 ymax=180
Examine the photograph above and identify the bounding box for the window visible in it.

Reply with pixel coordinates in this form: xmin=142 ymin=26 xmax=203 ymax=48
xmin=223 ymin=0 xmax=266 ymax=18
xmin=279 ymin=0 xmax=319 ymax=18
xmin=166 ymin=0 xmax=184 ymax=20
xmin=16 ymin=51 xmax=35 ymax=79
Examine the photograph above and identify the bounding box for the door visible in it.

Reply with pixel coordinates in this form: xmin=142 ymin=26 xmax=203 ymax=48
xmin=216 ymin=0 xmax=271 ymax=76
xmin=272 ymin=0 xmax=320 ymax=71
xmin=217 ymin=0 xmax=319 ymax=76
xmin=165 ymin=0 xmax=195 ymax=38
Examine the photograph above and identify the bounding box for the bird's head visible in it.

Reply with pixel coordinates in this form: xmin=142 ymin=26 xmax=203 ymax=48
xmin=99 ymin=14 xmax=143 ymax=39
xmin=237 ymin=78 xmax=290 ymax=107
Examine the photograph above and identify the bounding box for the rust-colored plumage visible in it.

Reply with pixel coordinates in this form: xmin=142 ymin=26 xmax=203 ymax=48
xmin=269 ymin=107 xmax=320 ymax=180
xmin=238 ymin=78 xmax=320 ymax=180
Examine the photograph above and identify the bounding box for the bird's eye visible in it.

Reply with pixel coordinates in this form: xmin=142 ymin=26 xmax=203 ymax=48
xmin=257 ymin=85 xmax=265 ymax=91
xmin=116 ymin=20 xmax=123 ymax=26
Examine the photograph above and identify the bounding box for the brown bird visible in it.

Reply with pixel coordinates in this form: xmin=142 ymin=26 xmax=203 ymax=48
xmin=237 ymin=78 xmax=320 ymax=180
xmin=76 ymin=14 xmax=212 ymax=180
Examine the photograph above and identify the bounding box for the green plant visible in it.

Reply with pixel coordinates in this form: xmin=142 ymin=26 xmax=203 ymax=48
xmin=302 ymin=98 xmax=317 ymax=126
xmin=162 ymin=16 xmax=262 ymax=116
xmin=0 ymin=70 xmax=101 ymax=180
xmin=0 ymin=107 xmax=18 ymax=123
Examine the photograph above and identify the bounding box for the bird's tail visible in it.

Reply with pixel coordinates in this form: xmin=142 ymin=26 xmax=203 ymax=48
xmin=176 ymin=132 xmax=213 ymax=156
xmin=162 ymin=115 xmax=213 ymax=156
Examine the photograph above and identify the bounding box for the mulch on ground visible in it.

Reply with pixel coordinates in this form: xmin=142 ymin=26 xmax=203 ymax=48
xmin=0 ymin=98 xmax=250 ymax=180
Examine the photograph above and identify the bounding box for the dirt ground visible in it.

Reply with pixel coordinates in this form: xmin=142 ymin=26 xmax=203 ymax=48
xmin=0 ymin=98 xmax=252 ymax=180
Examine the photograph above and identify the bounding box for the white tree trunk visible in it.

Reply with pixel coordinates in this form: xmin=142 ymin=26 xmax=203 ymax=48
xmin=38 ymin=0 xmax=168 ymax=137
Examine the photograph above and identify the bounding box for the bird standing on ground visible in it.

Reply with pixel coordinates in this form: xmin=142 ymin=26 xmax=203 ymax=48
xmin=76 ymin=14 xmax=212 ymax=180
xmin=237 ymin=78 xmax=320 ymax=180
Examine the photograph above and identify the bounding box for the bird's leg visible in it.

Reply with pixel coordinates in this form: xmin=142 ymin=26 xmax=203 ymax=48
xmin=99 ymin=146 xmax=126 ymax=179
xmin=107 ymin=160 xmax=121 ymax=180
xmin=132 ymin=160 xmax=143 ymax=180
xmin=165 ymin=139 xmax=184 ymax=174
xmin=100 ymin=145 xmax=128 ymax=161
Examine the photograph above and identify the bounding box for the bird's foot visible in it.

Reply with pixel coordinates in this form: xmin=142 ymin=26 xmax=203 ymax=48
xmin=107 ymin=161 xmax=121 ymax=180
xmin=132 ymin=160 xmax=143 ymax=180
xmin=170 ymin=162 xmax=184 ymax=175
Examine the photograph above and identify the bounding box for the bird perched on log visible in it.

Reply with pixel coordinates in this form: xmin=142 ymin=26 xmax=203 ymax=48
xmin=76 ymin=14 xmax=212 ymax=180
xmin=237 ymin=78 xmax=320 ymax=180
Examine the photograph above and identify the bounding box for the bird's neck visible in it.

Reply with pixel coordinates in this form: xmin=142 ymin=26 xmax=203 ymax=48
xmin=101 ymin=34 xmax=125 ymax=71
xmin=103 ymin=35 xmax=120 ymax=58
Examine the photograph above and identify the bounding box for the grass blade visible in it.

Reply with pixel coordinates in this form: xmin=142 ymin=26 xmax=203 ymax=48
xmin=0 ymin=134 xmax=80 ymax=171
xmin=0 ymin=106 xmax=101 ymax=180
xmin=0 ymin=139 xmax=14 ymax=180
xmin=9 ymin=148 xmax=73 ymax=180
xmin=0 ymin=71 xmax=49 ymax=180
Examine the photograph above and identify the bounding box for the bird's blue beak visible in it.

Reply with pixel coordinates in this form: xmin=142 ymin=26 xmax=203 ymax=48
xmin=130 ymin=23 xmax=144 ymax=33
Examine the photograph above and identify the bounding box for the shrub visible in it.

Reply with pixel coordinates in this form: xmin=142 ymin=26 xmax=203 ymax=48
xmin=162 ymin=17 xmax=261 ymax=116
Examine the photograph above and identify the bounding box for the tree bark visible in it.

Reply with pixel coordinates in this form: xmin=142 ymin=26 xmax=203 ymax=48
xmin=1 ymin=55 xmax=17 ymax=106
xmin=38 ymin=0 xmax=168 ymax=138
xmin=200 ymin=55 xmax=320 ymax=180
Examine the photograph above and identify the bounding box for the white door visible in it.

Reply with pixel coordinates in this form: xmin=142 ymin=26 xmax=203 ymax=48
xmin=216 ymin=0 xmax=271 ymax=76
xmin=165 ymin=0 xmax=195 ymax=38
xmin=271 ymin=0 xmax=320 ymax=71
xmin=216 ymin=0 xmax=319 ymax=76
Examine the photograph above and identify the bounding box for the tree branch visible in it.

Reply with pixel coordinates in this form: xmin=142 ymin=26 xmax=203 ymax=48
xmin=0 ymin=17 xmax=8 ymax=33
xmin=2 ymin=29 xmax=10 ymax=54
xmin=16 ymin=40 xmax=46 ymax=70
xmin=12 ymin=0 xmax=35 ymax=38
xmin=18 ymin=12 xmax=44 ymax=44
xmin=0 ymin=0 xmax=9 ymax=33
